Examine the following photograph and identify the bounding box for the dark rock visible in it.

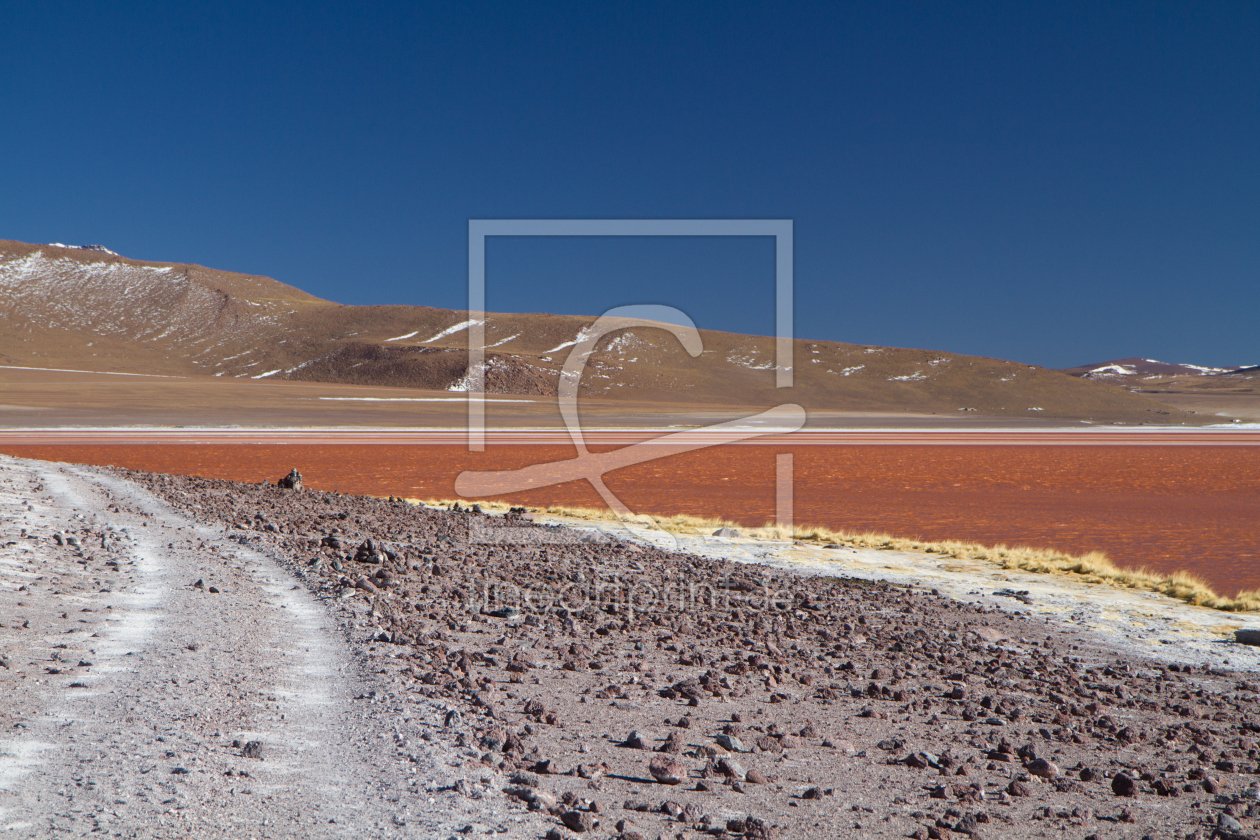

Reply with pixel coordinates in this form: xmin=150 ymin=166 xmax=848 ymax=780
xmin=242 ymin=740 xmax=263 ymax=759
xmin=1111 ymin=773 xmax=1136 ymax=797
xmin=561 ymin=811 xmax=594 ymax=833
xmin=277 ymin=469 xmax=303 ymax=490
xmin=1235 ymin=629 xmax=1260 ymax=646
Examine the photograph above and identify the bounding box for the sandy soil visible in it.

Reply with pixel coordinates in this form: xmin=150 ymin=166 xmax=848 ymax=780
xmin=1133 ymin=392 xmax=1260 ymax=423
xmin=0 ymin=367 xmax=1195 ymax=431
xmin=87 ymin=465 xmax=1260 ymax=839
xmin=0 ymin=455 xmax=537 ymax=838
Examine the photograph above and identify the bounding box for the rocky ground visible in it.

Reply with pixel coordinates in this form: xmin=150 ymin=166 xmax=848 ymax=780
xmin=90 ymin=465 xmax=1260 ymax=840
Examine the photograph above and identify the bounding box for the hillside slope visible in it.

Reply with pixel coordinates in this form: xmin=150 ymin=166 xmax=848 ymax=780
xmin=0 ymin=240 xmax=1206 ymax=423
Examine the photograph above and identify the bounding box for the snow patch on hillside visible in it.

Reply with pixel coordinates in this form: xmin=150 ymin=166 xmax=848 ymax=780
xmin=543 ymin=326 xmax=596 ymax=355
xmin=423 ymin=319 xmax=481 ymax=343
xmin=47 ymin=243 xmax=120 ymax=256
xmin=485 ymin=332 xmax=521 ymax=349
xmin=726 ymin=350 xmax=775 ymax=370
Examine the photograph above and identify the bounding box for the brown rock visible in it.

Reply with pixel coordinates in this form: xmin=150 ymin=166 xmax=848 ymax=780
xmin=649 ymin=755 xmax=687 ymax=785
xmin=756 ymin=735 xmax=783 ymax=753
xmin=561 ymin=810 xmax=595 ymax=833
xmin=1025 ymin=758 xmax=1060 ymax=779
xmin=658 ymin=731 xmax=684 ymax=753
xmin=746 ymin=768 xmax=768 ymax=784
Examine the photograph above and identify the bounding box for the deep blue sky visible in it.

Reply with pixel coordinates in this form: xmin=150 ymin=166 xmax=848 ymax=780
xmin=2 ymin=2 xmax=1256 ymax=368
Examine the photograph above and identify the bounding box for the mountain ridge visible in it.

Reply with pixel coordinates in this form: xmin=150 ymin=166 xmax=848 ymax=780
xmin=0 ymin=239 xmax=1209 ymax=424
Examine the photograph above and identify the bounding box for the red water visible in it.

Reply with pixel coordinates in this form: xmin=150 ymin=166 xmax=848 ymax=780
xmin=6 ymin=443 xmax=1259 ymax=596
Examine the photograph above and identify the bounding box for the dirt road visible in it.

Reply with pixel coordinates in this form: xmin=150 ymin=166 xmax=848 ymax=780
xmin=0 ymin=455 xmax=532 ymax=838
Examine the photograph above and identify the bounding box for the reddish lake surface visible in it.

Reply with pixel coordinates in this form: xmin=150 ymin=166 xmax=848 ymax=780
xmin=5 ymin=443 xmax=1259 ymax=596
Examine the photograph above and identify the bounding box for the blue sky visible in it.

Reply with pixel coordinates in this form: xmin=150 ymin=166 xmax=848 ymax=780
xmin=2 ymin=1 xmax=1256 ymax=368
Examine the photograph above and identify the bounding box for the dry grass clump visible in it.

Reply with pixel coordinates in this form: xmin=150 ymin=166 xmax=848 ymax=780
xmin=408 ymin=497 xmax=1259 ymax=613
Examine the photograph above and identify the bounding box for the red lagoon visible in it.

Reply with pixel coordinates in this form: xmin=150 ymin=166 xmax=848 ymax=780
xmin=6 ymin=443 xmax=1259 ymax=597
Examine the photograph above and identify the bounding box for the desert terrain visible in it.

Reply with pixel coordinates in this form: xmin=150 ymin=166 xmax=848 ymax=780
xmin=5 ymin=455 xmax=1260 ymax=839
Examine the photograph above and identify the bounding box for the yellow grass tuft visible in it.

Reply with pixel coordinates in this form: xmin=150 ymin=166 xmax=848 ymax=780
xmin=406 ymin=497 xmax=1260 ymax=613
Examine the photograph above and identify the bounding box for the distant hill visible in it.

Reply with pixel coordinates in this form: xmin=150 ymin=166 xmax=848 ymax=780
xmin=1061 ymin=357 xmax=1248 ymax=380
xmin=0 ymin=239 xmax=1209 ymax=423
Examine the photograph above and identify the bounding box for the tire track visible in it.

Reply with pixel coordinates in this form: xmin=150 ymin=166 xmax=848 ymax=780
xmin=0 ymin=456 xmax=527 ymax=838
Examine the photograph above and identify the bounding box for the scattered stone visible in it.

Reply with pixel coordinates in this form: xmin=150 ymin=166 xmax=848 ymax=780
xmin=1111 ymin=773 xmax=1136 ymax=797
xmin=510 ymin=771 xmax=541 ymax=788
xmin=649 ymin=755 xmax=687 ymax=786
xmin=621 ymin=730 xmax=648 ymax=750
xmin=1024 ymin=758 xmax=1060 ymax=779
xmin=560 ymin=811 xmax=594 ymax=833
xmin=715 ymin=733 xmax=745 ymax=752
xmin=744 ymin=816 xmax=775 ymax=839
xmin=1220 ymin=813 xmax=1246 ymax=834
xmin=1235 ymin=629 xmax=1260 ymax=646
xmin=242 ymin=740 xmax=263 ymax=760
xmin=717 ymin=757 xmax=747 ymax=780
xmin=658 ymin=731 xmax=684 ymax=753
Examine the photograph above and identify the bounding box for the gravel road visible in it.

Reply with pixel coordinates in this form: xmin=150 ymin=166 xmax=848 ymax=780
xmin=0 ymin=455 xmax=534 ymax=838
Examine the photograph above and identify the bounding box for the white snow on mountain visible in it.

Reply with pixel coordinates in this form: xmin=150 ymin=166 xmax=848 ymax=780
xmin=422 ymin=319 xmax=482 ymax=343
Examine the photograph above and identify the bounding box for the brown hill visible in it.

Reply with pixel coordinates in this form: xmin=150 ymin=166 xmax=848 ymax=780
xmin=0 ymin=239 xmax=1207 ymax=424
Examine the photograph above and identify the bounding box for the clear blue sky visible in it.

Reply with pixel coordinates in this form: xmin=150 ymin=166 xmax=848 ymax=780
xmin=2 ymin=2 xmax=1256 ymax=368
